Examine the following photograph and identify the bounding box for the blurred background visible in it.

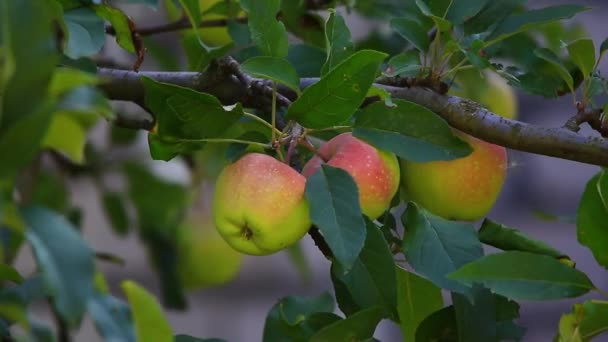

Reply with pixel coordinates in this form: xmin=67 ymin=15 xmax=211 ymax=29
xmin=17 ymin=0 xmax=608 ymax=340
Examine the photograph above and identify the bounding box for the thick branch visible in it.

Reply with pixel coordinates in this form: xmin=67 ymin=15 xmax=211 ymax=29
xmin=97 ymin=69 xmax=608 ymax=167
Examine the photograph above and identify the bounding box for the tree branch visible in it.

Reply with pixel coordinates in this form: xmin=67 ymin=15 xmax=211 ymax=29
xmin=97 ymin=69 xmax=608 ymax=167
xmin=105 ymin=17 xmax=248 ymax=37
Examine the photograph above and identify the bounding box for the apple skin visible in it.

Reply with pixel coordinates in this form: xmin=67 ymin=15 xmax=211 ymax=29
xmin=212 ymin=153 xmax=311 ymax=255
xmin=450 ymin=69 xmax=518 ymax=120
xmin=302 ymin=133 xmax=400 ymax=220
xmin=177 ymin=212 xmax=243 ymax=289
xmin=400 ymin=131 xmax=507 ymax=221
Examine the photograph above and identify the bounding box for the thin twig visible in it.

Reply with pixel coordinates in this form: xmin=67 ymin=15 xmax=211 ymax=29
xmin=105 ymin=17 xmax=248 ymax=37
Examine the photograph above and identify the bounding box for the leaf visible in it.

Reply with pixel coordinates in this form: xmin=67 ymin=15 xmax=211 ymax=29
xmin=22 ymin=207 xmax=95 ymax=327
xmin=241 ymin=56 xmax=300 ymax=94
xmin=396 ymin=267 xmax=443 ymax=341
xmin=141 ymin=77 xmax=244 ymax=160
xmin=534 ymin=48 xmax=574 ymax=93
xmin=401 ymin=203 xmax=483 ymax=295
xmin=240 ymin=0 xmax=288 ymax=57
xmin=279 ymin=293 xmax=335 ymax=326
xmin=416 ymin=306 xmax=458 ymax=342
xmin=88 ymin=294 xmax=136 ymax=342
xmin=94 ymin=5 xmax=136 ymax=53
xmin=567 ymin=38 xmax=595 ymax=78
xmin=463 ymin=0 xmax=526 ymax=35
xmin=478 ymin=219 xmax=564 ymax=258
xmin=446 ymin=0 xmax=490 ymax=25
xmin=102 ymin=192 xmax=130 ymax=236
xmin=577 ymin=171 xmax=608 ymax=269
xmin=305 ymin=165 xmax=366 ymax=271
xmin=332 ymin=221 xmax=398 ymax=319
xmin=487 ymin=5 xmax=590 ymax=46
xmin=287 ymin=44 xmax=326 ymax=77
xmin=0 ymin=264 xmax=22 ymax=283
xmin=286 ymin=50 xmax=387 ymax=128
xmin=384 ymin=50 xmax=421 ymax=77
xmin=175 ymin=336 xmax=226 ymax=342
xmin=178 ymin=0 xmax=201 ymax=31
xmin=599 ymin=37 xmax=608 ymax=63
xmin=48 ymin=67 xmax=99 ymax=96
xmin=321 ymin=11 xmax=354 ymax=76
xmin=63 ymin=7 xmax=106 ymax=59
xmin=353 ymin=99 xmax=473 ymax=162
xmin=448 ymin=251 xmax=595 ymax=300
xmin=557 ymin=301 xmax=608 ymax=342
xmin=121 ymin=280 xmax=173 ymax=342
xmin=41 ymin=113 xmax=87 ymax=164
xmin=309 ymin=306 xmax=384 ymax=342
xmin=390 ymin=17 xmax=430 ymax=52
xmin=30 ymin=172 xmax=68 ymax=213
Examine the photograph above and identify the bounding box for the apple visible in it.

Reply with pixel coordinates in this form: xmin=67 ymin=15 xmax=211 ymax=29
xmin=212 ymin=153 xmax=311 ymax=255
xmin=450 ymin=69 xmax=518 ymax=120
xmin=177 ymin=211 xmax=243 ymax=289
xmin=302 ymin=133 xmax=400 ymax=220
xmin=400 ymin=131 xmax=507 ymax=221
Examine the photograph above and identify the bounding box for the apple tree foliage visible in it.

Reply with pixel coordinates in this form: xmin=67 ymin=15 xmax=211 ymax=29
xmin=1 ymin=0 xmax=608 ymax=341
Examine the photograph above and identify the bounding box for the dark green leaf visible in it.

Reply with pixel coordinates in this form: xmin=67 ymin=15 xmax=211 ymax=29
xmin=286 ymin=50 xmax=387 ymax=128
xmin=22 ymin=207 xmax=95 ymax=327
xmin=305 ymin=165 xmax=366 ymax=271
xmin=448 ymin=251 xmax=595 ymax=300
xmin=452 ymin=287 xmax=497 ymax=342
xmin=0 ymin=264 xmax=22 ymax=283
xmin=309 ymin=306 xmax=384 ymax=342
xmin=122 ymin=280 xmax=173 ymax=342
xmin=599 ymin=37 xmax=608 ymax=62
xmin=567 ymin=38 xmax=595 ymax=78
xmin=321 ymin=11 xmax=354 ymax=76
xmin=464 ymin=0 xmax=526 ymax=36
xmin=102 ymin=192 xmax=130 ymax=236
xmin=94 ymin=5 xmax=135 ymax=52
xmin=332 ymin=221 xmax=398 ymax=319
xmin=241 ymin=56 xmax=300 ymax=94
xmin=390 ymin=18 xmax=430 ymax=52
xmin=479 ymin=219 xmax=564 ymax=258
xmin=240 ymin=0 xmax=288 ymax=57
xmin=488 ymin=5 xmax=590 ymax=46
xmin=178 ymin=0 xmax=201 ymax=31
xmin=30 ymin=172 xmax=68 ymax=213
xmin=88 ymin=294 xmax=136 ymax=342
xmin=401 ymin=203 xmax=483 ymax=295
xmin=63 ymin=8 xmax=106 ymax=59
xmin=534 ymin=48 xmax=574 ymax=93
xmin=557 ymin=301 xmax=608 ymax=341
xmin=396 ymin=267 xmax=443 ymax=341
xmin=577 ymin=171 xmax=608 ymax=269
xmin=446 ymin=0 xmax=490 ymax=25
xmin=353 ymin=100 xmax=473 ymax=162
xmin=384 ymin=51 xmax=421 ymax=77
xmin=287 ymin=44 xmax=326 ymax=78
xmin=416 ymin=306 xmax=458 ymax=342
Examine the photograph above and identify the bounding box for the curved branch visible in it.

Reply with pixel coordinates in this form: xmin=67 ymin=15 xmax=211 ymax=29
xmin=97 ymin=69 xmax=608 ymax=167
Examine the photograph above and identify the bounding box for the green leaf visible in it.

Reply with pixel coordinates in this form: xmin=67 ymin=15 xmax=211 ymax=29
xmin=487 ymin=5 xmax=590 ymax=46
xmin=567 ymin=38 xmax=595 ymax=78
xmin=175 ymin=336 xmax=227 ymax=342
xmin=390 ymin=18 xmax=430 ymax=52
xmin=121 ymin=280 xmax=173 ymax=342
xmin=599 ymin=37 xmax=608 ymax=63
xmin=448 ymin=251 xmax=595 ymax=300
xmin=557 ymin=301 xmax=608 ymax=342
xmin=310 ymin=306 xmax=384 ymax=342
xmin=396 ymin=267 xmax=443 ymax=341
xmin=446 ymin=0 xmax=490 ymax=25
xmin=22 ymin=206 xmax=95 ymax=327
xmin=63 ymin=7 xmax=106 ymax=59
xmin=353 ymin=100 xmax=473 ymax=162
xmin=479 ymin=219 xmax=564 ymax=258
xmin=49 ymin=68 xmax=99 ymax=96
xmin=416 ymin=306 xmax=458 ymax=341
xmin=241 ymin=56 xmax=300 ymax=94
xmin=577 ymin=171 xmax=608 ymax=269
xmin=287 ymin=44 xmax=326 ymax=78
xmin=102 ymin=192 xmax=130 ymax=236
xmin=178 ymin=0 xmax=201 ymax=31
xmin=240 ymin=0 xmax=288 ymax=57
xmin=88 ymin=294 xmax=136 ymax=342
xmin=534 ymin=48 xmax=574 ymax=93
xmin=0 ymin=264 xmax=22 ymax=283
xmin=321 ymin=11 xmax=354 ymax=76
xmin=401 ymin=203 xmax=483 ymax=295
xmin=332 ymin=221 xmax=398 ymax=319
xmin=94 ymin=5 xmax=135 ymax=53
xmin=286 ymin=50 xmax=387 ymax=128
xmin=305 ymin=165 xmax=366 ymax=271
xmin=30 ymin=172 xmax=68 ymax=213
xmin=42 ymin=113 xmax=87 ymax=164
xmin=384 ymin=51 xmax=421 ymax=77
xmin=141 ymin=77 xmax=244 ymax=160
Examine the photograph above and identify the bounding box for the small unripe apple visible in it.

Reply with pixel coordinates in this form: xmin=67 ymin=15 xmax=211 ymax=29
xmin=213 ymin=153 xmax=311 ymax=255
xmin=302 ymin=133 xmax=400 ymax=220
xmin=400 ymin=131 xmax=507 ymax=221
xmin=177 ymin=212 xmax=243 ymax=289
xmin=450 ymin=69 xmax=518 ymax=120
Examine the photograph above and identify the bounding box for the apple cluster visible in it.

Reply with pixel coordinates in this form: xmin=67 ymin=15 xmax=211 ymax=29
xmin=212 ymin=132 xmax=508 ymax=256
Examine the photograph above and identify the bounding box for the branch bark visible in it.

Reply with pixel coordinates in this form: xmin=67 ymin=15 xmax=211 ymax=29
xmin=97 ymin=68 xmax=608 ymax=167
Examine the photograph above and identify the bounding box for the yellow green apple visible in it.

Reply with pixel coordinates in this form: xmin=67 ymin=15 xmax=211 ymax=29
xmin=450 ymin=69 xmax=518 ymax=119
xmin=302 ymin=133 xmax=401 ymax=220
xmin=177 ymin=211 xmax=243 ymax=289
xmin=213 ymin=153 xmax=311 ymax=255
xmin=400 ymin=131 xmax=507 ymax=221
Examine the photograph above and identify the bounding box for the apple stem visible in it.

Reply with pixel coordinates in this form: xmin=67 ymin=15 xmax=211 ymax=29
xmin=299 ymin=138 xmax=330 ymax=163
xmin=271 ymin=81 xmax=278 ymax=145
